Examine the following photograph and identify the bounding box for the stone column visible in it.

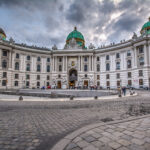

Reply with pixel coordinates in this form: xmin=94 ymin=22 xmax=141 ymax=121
xmin=134 ymin=47 xmax=137 ymax=68
xmin=55 ymin=56 xmax=57 ymax=72
xmin=52 ymin=56 xmax=55 ymax=71
xmin=81 ymin=56 xmax=83 ymax=71
xmin=92 ymin=56 xmax=93 ymax=71
xmin=78 ymin=56 xmax=80 ymax=71
xmin=0 ymin=49 xmax=2 ymax=68
xmin=149 ymin=44 xmax=150 ymax=65
xmin=89 ymin=55 xmax=91 ymax=71
xmin=63 ymin=56 xmax=65 ymax=72
xmin=66 ymin=56 xmax=67 ymax=72
xmin=144 ymin=44 xmax=148 ymax=66
xmin=9 ymin=50 xmax=12 ymax=69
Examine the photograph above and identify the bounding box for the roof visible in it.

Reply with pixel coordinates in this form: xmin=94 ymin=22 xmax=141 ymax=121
xmin=66 ymin=27 xmax=84 ymax=41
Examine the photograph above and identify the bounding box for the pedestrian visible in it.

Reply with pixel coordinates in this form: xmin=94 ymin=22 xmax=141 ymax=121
xmin=118 ymin=87 xmax=122 ymax=97
xmin=122 ymin=86 xmax=126 ymax=96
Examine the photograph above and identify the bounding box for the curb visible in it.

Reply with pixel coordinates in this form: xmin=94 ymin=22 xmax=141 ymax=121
xmin=51 ymin=114 xmax=150 ymax=150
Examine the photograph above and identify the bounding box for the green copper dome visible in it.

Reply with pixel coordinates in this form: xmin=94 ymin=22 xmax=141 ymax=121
xmin=66 ymin=27 xmax=85 ymax=48
xmin=0 ymin=28 xmax=6 ymax=40
xmin=141 ymin=17 xmax=150 ymax=35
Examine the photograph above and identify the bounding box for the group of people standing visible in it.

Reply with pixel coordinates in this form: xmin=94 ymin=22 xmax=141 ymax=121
xmin=118 ymin=86 xmax=127 ymax=97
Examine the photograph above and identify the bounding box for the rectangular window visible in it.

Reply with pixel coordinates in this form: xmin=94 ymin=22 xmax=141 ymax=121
xmin=47 ymin=75 xmax=50 ymax=80
xmin=116 ymin=62 xmax=120 ymax=70
xmin=128 ymin=72 xmax=132 ymax=78
xmin=26 ymin=81 xmax=30 ymax=87
xmin=138 ymin=46 xmax=144 ymax=54
xmin=2 ymin=51 xmax=7 ymax=57
xmin=84 ymin=65 xmax=88 ymax=72
xmin=16 ymin=53 xmax=20 ymax=59
xmin=117 ymin=81 xmax=120 ymax=87
xmin=106 ymin=74 xmax=109 ymax=79
xmin=106 ymin=55 xmax=109 ymax=60
xmin=26 ymin=74 xmax=30 ymax=80
xmin=97 ymin=57 xmax=100 ymax=61
xmin=3 ymin=72 xmax=7 ymax=78
xmin=116 ymin=53 xmax=120 ymax=59
xmin=84 ymin=56 xmax=88 ymax=62
xmin=15 ymin=74 xmax=19 ymax=79
xmin=139 ymin=79 xmax=143 ymax=86
xmin=2 ymin=80 xmax=7 ymax=86
xmin=128 ymin=80 xmax=132 ymax=86
xmin=106 ymin=81 xmax=110 ymax=87
xmin=127 ymin=50 xmax=131 ymax=57
xmin=139 ymin=70 xmax=143 ymax=77
xmin=37 ymin=75 xmax=40 ymax=80
xmin=127 ymin=60 xmax=132 ymax=68
xmin=59 ymin=57 xmax=62 ymax=62
xmin=97 ymin=75 xmax=100 ymax=80
xmin=27 ymin=55 xmax=30 ymax=60
xmin=116 ymin=73 xmax=120 ymax=79
xmin=14 ymin=81 xmax=19 ymax=86
xmin=106 ymin=63 xmax=110 ymax=71
xmin=47 ymin=58 xmax=50 ymax=62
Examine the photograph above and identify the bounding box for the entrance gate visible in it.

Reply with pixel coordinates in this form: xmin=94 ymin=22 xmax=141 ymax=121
xmin=69 ymin=69 xmax=77 ymax=88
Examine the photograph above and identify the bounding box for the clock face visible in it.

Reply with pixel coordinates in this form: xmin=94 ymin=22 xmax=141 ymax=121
xmin=72 ymin=61 xmax=75 ymax=66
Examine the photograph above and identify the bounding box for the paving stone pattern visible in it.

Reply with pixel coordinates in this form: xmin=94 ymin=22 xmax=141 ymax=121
xmin=0 ymin=91 xmax=150 ymax=150
xmin=64 ymin=116 xmax=150 ymax=150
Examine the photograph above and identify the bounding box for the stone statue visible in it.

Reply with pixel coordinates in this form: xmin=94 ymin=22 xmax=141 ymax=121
xmin=132 ymin=32 xmax=137 ymax=39
xmin=52 ymin=44 xmax=57 ymax=50
xmin=88 ymin=43 xmax=95 ymax=49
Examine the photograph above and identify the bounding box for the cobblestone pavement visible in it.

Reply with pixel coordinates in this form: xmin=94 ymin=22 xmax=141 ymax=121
xmin=63 ymin=115 xmax=150 ymax=150
xmin=0 ymin=91 xmax=149 ymax=150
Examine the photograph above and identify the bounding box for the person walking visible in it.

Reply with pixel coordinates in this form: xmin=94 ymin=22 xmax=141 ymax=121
xmin=122 ymin=86 xmax=126 ymax=96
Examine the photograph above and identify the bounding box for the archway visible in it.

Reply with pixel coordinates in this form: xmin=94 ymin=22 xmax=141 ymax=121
xmin=69 ymin=69 xmax=77 ymax=88
xmin=57 ymin=81 xmax=61 ymax=89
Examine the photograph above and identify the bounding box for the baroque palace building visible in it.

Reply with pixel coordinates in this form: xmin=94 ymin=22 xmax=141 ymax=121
xmin=0 ymin=18 xmax=150 ymax=89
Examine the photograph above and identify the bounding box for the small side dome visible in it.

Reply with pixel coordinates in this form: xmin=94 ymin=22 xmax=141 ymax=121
xmin=0 ymin=28 xmax=6 ymax=40
xmin=140 ymin=17 xmax=150 ymax=35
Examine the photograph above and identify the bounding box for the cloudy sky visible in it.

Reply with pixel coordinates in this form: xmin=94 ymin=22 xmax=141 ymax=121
xmin=0 ymin=0 xmax=150 ymax=49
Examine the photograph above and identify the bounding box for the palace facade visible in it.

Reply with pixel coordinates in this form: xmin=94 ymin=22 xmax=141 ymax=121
xmin=0 ymin=18 xmax=150 ymax=89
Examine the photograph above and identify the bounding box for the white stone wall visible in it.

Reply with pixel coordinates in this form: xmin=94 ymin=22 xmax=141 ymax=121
xmin=0 ymin=38 xmax=150 ymax=89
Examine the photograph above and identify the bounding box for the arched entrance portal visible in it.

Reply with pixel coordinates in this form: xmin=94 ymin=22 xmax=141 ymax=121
xmin=69 ymin=69 xmax=77 ymax=88
xmin=57 ymin=81 xmax=61 ymax=89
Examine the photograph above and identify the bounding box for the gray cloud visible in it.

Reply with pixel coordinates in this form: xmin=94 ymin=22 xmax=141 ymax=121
xmin=0 ymin=0 xmax=149 ymax=48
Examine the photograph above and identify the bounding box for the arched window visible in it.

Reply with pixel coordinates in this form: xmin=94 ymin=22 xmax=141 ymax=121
xmin=26 ymin=64 xmax=30 ymax=71
xmin=37 ymin=64 xmax=41 ymax=72
xmin=15 ymin=62 xmax=19 ymax=70
xmin=106 ymin=63 xmax=110 ymax=71
xmin=139 ymin=57 xmax=144 ymax=66
xmin=2 ymin=60 xmax=7 ymax=68
xmin=47 ymin=65 xmax=50 ymax=72
xmin=97 ymin=64 xmax=100 ymax=72
xmin=84 ymin=65 xmax=88 ymax=72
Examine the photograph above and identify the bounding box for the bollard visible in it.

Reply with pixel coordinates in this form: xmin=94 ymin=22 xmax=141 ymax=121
xmin=19 ymin=96 xmax=23 ymax=101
